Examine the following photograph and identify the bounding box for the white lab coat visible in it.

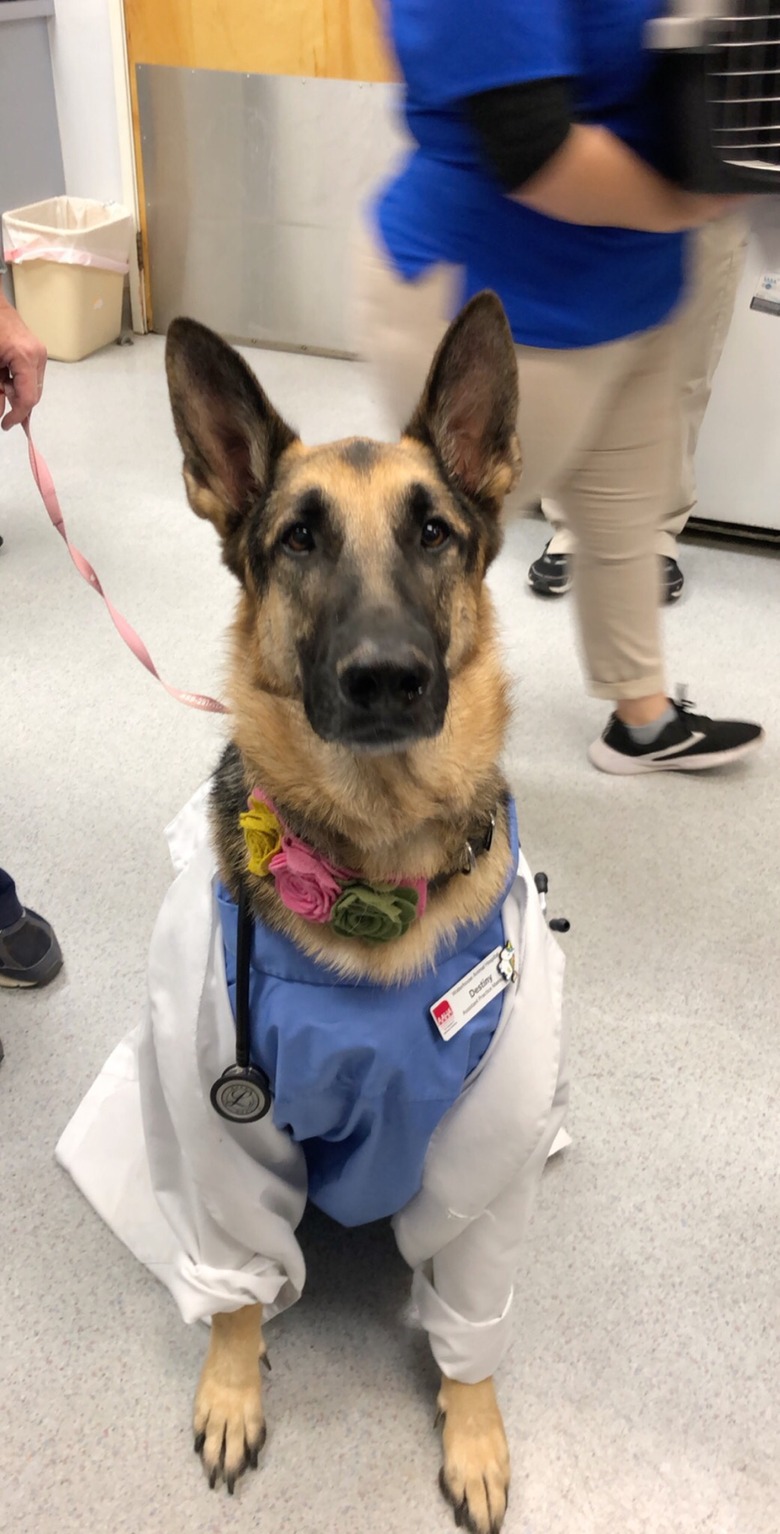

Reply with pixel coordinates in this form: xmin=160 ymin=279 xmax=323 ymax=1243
xmin=57 ymin=787 xmax=569 ymax=1384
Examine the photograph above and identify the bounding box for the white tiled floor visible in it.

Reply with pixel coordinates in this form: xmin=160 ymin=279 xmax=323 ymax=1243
xmin=1 ymin=335 xmax=778 ymax=1534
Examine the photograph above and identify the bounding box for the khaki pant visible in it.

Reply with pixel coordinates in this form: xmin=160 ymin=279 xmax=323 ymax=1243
xmin=351 ymin=216 xmax=744 ymax=700
xmin=544 ymin=214 xmax=747 ymax=559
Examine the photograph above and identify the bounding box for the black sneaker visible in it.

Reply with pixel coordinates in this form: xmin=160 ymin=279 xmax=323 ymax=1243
xmin=528 ymin=542 xmax=571 ymax=596
xmin=663 ymin=556 xmax=684 ymax=603
xmin=588 ymin=698 xmax=765 ymax=775
xmin=0 ymin=908 xmax=63 ymax=988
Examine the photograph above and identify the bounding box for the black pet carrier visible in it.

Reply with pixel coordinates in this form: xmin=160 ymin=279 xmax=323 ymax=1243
xmin=647 ymin=1 xmax=780 ymax=192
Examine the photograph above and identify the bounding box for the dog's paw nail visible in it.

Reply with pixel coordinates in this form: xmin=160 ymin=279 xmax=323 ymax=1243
xmin=434 ymin=1407 xmax=445 ymax=1430
xmin=258 ymin=1422 xmax=267 ymax=1452
xmin=245 ymin=1427 xmax=263 ymax=1472
xmin=226 ymin=1473 xmax=236 ymax=1495
xmin=260 ymin=1351 xmax=272 ymax=1372
xmin=208 ymin=1468 xmax=218 ymax=1490
xmin=193 ymin=1432 xmax=206 ymax=1456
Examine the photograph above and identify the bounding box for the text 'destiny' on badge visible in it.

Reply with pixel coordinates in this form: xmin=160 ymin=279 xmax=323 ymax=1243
xmin=430 ymin=942 xmax=516 ymax=1042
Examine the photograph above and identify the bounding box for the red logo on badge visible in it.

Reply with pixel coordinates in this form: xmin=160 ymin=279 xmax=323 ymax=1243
xmin=433 ymin=999 xmax=454 ymax=1027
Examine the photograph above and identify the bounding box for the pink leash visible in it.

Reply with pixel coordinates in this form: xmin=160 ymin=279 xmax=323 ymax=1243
xmin=23 ymin=421 xmax=227 ymax=715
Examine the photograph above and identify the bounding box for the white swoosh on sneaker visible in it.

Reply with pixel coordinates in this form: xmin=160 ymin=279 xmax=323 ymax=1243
xmin=647 ymin=731 xmax=706 ymax=760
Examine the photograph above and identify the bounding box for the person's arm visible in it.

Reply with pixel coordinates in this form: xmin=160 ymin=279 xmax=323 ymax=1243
xmin=464 ymin=81 xmax=743 ymax=234
xmin=518 ymin=123 xmax=741 ymax=232
xmin=0 ymin=288 xmax=47 ymax=430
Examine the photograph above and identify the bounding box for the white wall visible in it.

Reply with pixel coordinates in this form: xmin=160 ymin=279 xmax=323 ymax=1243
xmin=0 ymin=12 xmax=65 ymax=213
xmin=49 ymin=0 xmax=124 ymax=203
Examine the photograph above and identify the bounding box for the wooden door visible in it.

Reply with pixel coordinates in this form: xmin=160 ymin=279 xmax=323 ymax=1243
xmin=123 ymin=0 xmax=395 ymax=326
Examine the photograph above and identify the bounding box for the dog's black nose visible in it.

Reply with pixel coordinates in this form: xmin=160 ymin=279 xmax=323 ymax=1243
xmin=340 ymin=654 xmax=434 ymax=714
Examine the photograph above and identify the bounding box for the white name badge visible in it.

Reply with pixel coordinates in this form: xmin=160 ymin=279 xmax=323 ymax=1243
xmin=430 ymin=942 xmax=516 ymax=1042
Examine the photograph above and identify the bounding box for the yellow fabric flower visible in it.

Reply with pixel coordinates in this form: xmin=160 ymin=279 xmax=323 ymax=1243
xmin=239 ymin=800 xmax=283 ymax=877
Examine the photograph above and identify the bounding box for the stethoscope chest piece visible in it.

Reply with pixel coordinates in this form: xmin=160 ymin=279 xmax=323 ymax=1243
xmin=210 ymin=1063 xmax=272 ymax=1124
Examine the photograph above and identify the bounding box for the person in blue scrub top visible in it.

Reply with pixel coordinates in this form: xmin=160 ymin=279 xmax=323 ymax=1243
xmin=354 ymin=0 xmax=764 ymax=776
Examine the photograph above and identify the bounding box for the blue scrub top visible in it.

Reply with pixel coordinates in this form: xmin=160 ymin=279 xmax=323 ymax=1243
xmin=218 ymin=800 xmax=519 ymax=1227
xmin=376 ymin=0 xmax=685 ymax=349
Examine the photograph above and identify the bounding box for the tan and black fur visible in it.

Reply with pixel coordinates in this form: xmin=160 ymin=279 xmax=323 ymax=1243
xmin=165 ymin=292 xmax=522 ymax=1534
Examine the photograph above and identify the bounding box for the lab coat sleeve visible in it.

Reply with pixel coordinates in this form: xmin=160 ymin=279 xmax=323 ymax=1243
xmin=57 ymin=821 xmax=309 ymax=1326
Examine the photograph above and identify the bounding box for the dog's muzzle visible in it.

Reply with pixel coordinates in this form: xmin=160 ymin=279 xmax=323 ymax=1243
xmin=302 ymin=622 xmax=449 ymax=751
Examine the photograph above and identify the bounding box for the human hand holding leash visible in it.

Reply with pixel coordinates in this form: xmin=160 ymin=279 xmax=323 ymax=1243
xmin=0 ymin=290 xmax=47 ymax=429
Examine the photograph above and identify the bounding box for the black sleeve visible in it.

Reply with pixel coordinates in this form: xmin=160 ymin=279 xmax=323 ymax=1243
xmin=462 ymin=77 xmax=575 ymax=192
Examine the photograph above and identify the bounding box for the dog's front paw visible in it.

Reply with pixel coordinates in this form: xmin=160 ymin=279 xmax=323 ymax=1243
xmin=193 ymin=1306 xmax=267 ymax=1495
xmin=437 ymin=1377 xmax=510 ymax=1534
xmin=193 ymin=1366 xmax=266 ymax=1494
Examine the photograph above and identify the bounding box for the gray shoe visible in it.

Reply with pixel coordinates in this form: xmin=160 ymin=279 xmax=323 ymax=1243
xmin=0 ymin=908 xmax=63 ymax=988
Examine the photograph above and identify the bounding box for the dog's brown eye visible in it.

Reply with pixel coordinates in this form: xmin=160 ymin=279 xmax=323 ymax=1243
xmin=282 ymin=522 xmax=315 ymax=555
xmin=420 ymin=518 xmax=451 ymax=551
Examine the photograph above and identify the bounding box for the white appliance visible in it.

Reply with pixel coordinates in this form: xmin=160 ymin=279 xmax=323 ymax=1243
xmin=695 ymin=197 xmax=780 ymax=533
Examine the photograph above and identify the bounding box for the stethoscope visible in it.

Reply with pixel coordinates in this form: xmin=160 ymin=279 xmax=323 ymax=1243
xmin=210 ymin=884 xmax=273 ymax=1124
xmin=209 ymin=872 xmax=569 ymax=1125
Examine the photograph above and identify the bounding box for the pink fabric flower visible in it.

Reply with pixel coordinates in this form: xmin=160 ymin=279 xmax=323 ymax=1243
xmin=269 ymin=833 xmax=349 ymax=924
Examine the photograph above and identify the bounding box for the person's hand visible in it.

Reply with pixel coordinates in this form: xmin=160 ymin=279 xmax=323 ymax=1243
xmin=0 ymin=295 xmax=47 ymax=430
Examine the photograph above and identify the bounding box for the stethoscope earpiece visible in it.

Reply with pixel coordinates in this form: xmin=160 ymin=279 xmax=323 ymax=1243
xmin=534 ymin=872 xmax=570 ymax=934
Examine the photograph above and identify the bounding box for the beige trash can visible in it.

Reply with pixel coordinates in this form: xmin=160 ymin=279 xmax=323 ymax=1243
xmin=2 ymin=197 xmax=134 ymax=362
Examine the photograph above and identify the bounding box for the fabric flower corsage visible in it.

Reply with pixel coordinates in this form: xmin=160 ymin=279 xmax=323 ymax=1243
xmin=240 ymin=788 xmax=428 ymax=942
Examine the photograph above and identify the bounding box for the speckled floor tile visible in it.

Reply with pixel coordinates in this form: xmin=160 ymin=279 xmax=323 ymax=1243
xmin=1 ymin=335 xmax=778 ymax=1534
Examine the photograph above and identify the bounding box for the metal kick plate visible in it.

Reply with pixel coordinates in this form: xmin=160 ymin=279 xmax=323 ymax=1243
xmin=137 ymin=64 xmax=407 ymax=353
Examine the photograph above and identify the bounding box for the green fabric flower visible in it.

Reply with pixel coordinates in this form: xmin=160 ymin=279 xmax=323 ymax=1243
xmin=330 ymin=882 xmax=420 ymax=943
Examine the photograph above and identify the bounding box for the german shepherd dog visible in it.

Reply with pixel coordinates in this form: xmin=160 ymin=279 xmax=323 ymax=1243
xmin=165 ymin=292 xmax=523 ymax=1534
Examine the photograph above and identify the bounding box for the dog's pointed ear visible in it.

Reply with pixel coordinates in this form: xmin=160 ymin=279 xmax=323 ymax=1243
xmin=165 ymin=318 xmax=298 ymax=542
xmin=405 ymin=292 xmax=520 ymax=506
